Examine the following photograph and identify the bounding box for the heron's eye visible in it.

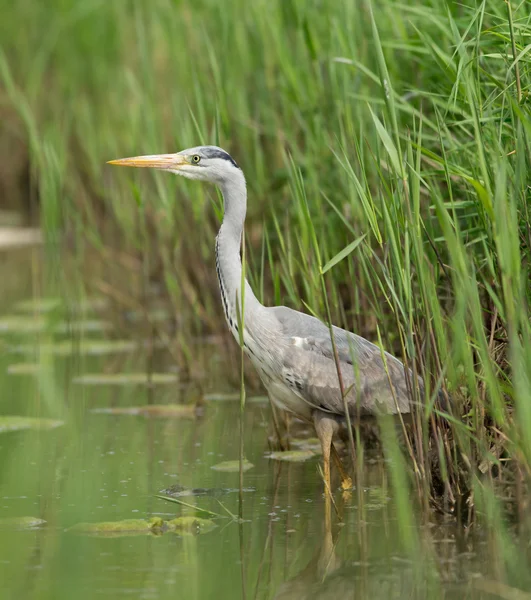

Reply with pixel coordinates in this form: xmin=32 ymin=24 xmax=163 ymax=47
xmin=192 ymin=155 xmax=201 ymax=164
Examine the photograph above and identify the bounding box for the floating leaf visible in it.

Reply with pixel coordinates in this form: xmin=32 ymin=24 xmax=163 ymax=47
xmin=0 ymin=316 xmax=49 ymax=334
xmin=204 ymin=393 xmax=268 ymax=403
xmin=73 ymin=373 xmax=178 ymax=386
xmin=267 ymin=450 xmax=317 ymax=462
xmin=91 ymin=404 xmax=196 ymax=418
xmin=0 ymin=228 xmax=42 ymax=249
xmin=247 ymin=395 xmax=268 ymax=404
xmin=55 ymin=320 xmax=112 ymax=334
xmin=7 ymin=363 xmax=42 ymax=375
xmin=11 ymin=339 xmax=137 ymax=357
xmin=290 ymin=437 xmax=323 ymax=452
xmin=0 ymin=317 xmax=112 ymax=335
xmin=166 ymin=516 xmax=217 ymax=535
xmin=69 ymin=516 xmax=216 ymax=537
xmin=13 ymin=298 xmax=61 ymax=313
xmin=203 ymin=392 xmax=240 ymax=402
xmin=0 ymin=516 xmax=46 ymax=528
xmin=211 ymin=460 xmax=253 ymax=472
xmin=14 ymin=297 xmax=108 ymax=314
xmin=70 ymin=517 xmax=164 ymax=536
xmin=0 ymin=416 xmax=64 ymax=433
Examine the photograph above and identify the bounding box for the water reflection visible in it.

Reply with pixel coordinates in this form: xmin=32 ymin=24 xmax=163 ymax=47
xmin=0 ymin=254 xmax=528 ymax=599
xmin=0 ymin=347 xmax=524 ymax=600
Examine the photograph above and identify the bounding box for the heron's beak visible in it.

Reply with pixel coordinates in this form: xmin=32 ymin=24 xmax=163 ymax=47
xmin=107 ymin=154 xmax=187 ymax=171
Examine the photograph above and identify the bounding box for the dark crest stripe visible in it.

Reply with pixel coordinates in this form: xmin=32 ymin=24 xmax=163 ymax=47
xmin=204 ymin=148 xmax=240 ymax=169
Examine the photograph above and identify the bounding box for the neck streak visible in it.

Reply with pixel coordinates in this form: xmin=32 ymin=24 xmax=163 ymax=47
xmin=214 ymin=170 xmax=262 ymax=342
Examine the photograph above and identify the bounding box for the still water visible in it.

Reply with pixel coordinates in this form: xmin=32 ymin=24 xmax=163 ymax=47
xmin=0 ymin=248 xmax=520 ymax=599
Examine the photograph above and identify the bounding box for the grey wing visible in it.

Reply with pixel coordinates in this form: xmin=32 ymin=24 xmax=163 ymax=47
xmin=270 ymin=306 xmax=414 ymax=416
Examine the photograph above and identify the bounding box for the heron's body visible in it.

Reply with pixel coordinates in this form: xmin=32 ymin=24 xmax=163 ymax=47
xmin=210 ymin=145 xmax=413 ymax=424
xmin=109 ymin=145 xmax=418 ymax=489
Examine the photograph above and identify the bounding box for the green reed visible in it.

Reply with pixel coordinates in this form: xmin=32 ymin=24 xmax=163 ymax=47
xmin=1 ymin=0 xmax=531 ymax=576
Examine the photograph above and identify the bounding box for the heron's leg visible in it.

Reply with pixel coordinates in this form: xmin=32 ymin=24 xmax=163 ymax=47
xmin=313 ymin=411 xmax=339 ymax=498
xmin=331 ymin=444 xmax=353 ymax=490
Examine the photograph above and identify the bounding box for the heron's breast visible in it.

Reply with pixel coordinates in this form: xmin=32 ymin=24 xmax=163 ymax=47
xmin=263 ymin=380 xmax=313 ymax=421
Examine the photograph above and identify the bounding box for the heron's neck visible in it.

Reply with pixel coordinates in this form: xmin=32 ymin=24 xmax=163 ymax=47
xmin=215 ymin=171 xmax=263 ymax=339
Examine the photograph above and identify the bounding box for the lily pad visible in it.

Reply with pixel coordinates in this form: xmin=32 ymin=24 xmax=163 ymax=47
xmin=203 ymin=392 xmax=240 ymax=402
xmin=73 ymin=373 xmax=178 ymax=386
xmin=0 ymin=416 xmax=64 ymax=433
xmin=69 ymin=516 xmax=216 ymax=537
xmin=203 ymin=393 xmax=268 ymax=403
xmin=290 ymin=437 xmax=323 ymax=452
xmin=91 ymin=404 xmax=196 ymax=418
xmin=54 ymin=320 xmax=112 ymax=334
xmin=70 ymin=517 xmax=164 ymax=536
xmin=0 ymin=516 xmax=47 ymax=528
xmin=247 ymin=395 xmax=269 ymax=404
xmin=166 ymin=516 xmax=217 ymax=535
xmin=211 ymin=459 xmax=254 ymax=473
xmin=0 ymin=316 xmax=111 ymax=335
xmin=7 ymin=363 xmax=42 ymax=375
xmin=0 ymin=316 xmax=49 ymax=334
xmin=13 ymin=298 xmax=61 ymax=313
xmin=14 ymin=297 xmax=108 ymax=314
xmin=11 ymin=339 xmax=137 ymax=357
xmin=267 ymin=450 xmax=317 ymax=463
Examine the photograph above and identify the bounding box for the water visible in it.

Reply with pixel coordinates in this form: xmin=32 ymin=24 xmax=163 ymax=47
xmin=0 ymin=247 xmax=523 ymax=599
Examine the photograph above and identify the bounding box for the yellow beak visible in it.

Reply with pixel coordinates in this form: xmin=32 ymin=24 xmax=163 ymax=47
xmin=107 ymin=154 xmax=186 ymax=170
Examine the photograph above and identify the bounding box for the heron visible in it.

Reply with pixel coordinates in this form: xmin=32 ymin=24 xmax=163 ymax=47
xmin=108 ymin=145 xmax=425 ymax=492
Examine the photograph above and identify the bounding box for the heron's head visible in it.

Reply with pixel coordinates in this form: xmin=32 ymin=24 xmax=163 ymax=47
xmin=108 ymin=145 xmax=240 ymax=185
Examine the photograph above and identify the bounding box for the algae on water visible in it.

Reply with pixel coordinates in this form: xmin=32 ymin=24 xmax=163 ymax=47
xmin=0 ymin=516 xmax=47 ymax=528
xmin=267 ymin=450 xmax=317 ymax=463
xmin=211 ymin=459 xmax=254 ymax=472
xmin=0 ymin=416 xmax=64 ymax=433
xmin=73 ymin=373 xmax=178 ymax=386
xmin=69 ymin=516 xmax=216 ymax=537
xmin=91 ymin=404 xmax=196 ymax=417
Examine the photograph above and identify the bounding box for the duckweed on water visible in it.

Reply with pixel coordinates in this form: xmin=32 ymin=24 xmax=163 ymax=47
xmin=166 ymin=516 xmax=217 ymax=535
xmin=203 ymin=393 xmax=268 ymax=403
xmin=73 ymin=373 xmax=179 ymax=386
xmin=0 ymin=316 xmax=54 ymax=334
xmin=14 ymin=297 xmax=108 ymax=314
xmin=13 ymin=298 xmax=62 ymax=313
xmin=0 ymin=517 xmax=47 ymax=528
xmin=267 ymin=450 xmax=318 ymax=463
xmin=69 ymin=517 xmax=165 ymax=535
xmin=290 ymin=438 xmax=323 ymax=452
xmin=91 ymin=404 xmax=196 ymax=418
xmin=211 ymin=460 xmax=254 ymax=472
xmin=10 ymin=339 xmax=138 ymax=356
xmin=7 ymin=363 xmax=42 ymax=375
xmin=69 ymin=516 xmax=216 ymax=537
xmin=0 ymin=316 xmax=111 ymax=335
xmin=0 ymin=417 xmax=64 ymax=433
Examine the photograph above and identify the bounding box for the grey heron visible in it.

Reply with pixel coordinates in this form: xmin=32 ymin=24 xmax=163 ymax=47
xmin=108 ymin=145 xmax=425 ymax=492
